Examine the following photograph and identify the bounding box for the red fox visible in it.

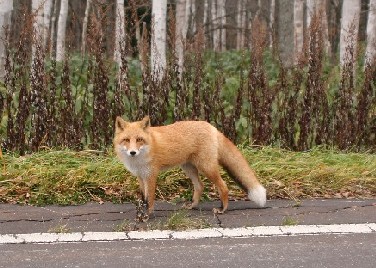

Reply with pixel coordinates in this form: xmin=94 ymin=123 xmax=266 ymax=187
xmin=114 ymin=116 xmax=266 ymax=216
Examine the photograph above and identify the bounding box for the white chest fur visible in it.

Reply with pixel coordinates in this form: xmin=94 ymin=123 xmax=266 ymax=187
xmin=116 ymin=146 xmax=152 ymax=179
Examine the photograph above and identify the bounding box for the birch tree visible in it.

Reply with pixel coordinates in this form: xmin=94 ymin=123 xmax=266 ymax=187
xmin=176 ymin=0 xmax=187 ymax=74
xmin=211 ymin=0 xmax=219 ymax=51
xmin=203 ymin=0 xmax=208 ymax=33
xmin=0 ymin=0 xmax=13 ymax=81
xmin=218 ymin=0 xmax=226 ymax=51
xmin=366 ymin=0 xmax=376 ymax=63
xmin=43 ymin=0 xmax=54 ymax=49
xmin=339 ymin=0 xmax=360 ymax=66
xmin=151 ymin=0 xmax=167 ymax=80
xmin=185 ymin=0 xmax=196 ymax=37
xmin=81 ymin=0 xmax=92 ymax=54
xmin=114 ymin=0 xmax=125 ymax=66
xmin=306 ymin=0 xmax=330 ymax=55
xmin=293 ymin=0 xmax=304 ymax=63
xmin=269 ymin=0 xmax=275 ymax=48
xmin=236 ymin=0 xmax=246 ymax=50
xmin=49 ymin=0 xmax=58 ymax=57
xmin=55 ymin=0 xmax=69 ymax=61
xmin=306 ymin=0 xmax=315 ymax=28
xmin=31 ymin=0 xmax=48 ymax=151
xmin=32 ymin=0 xmax=44 ymax=58
xmin=277 ymin=0 xmax=294 ymax=67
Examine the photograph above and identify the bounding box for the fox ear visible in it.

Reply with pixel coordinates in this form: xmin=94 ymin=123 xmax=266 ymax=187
xmin=140 ymin=116 xmax=150 ymax=130
xmin=115 ymin=116 xmax=128 ymax=132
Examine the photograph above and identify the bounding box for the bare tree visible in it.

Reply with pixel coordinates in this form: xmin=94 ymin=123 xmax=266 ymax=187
xmin=185 ymin=0 xmax=196 ymax=36
xmin=0 ymin=0 xmax=13 ymax=81
xmin=269 ymin=0 xmax=275 ymax=47
xmin=294 ymin=0 xmax=304 ymax=63
xmin=32 ymin=0 xmax=44 ymax=59
xmin=366 ymin=0 xmax=376 ymax=63
xmin=218 ymin=0 xmax=226 ymax=51
xmin=176 ymin=0 xmax=187 ymax=74
xmin=43 ymin=0 xmax=54 ymax=50
xmin=339 ymin=0 xmax=360 ymax=66
xmin=114 ymin=0 xmax=125 ymax=66
xmin=49 ymin=0 xmax=58 ymax=58
xmin=277 ymin=0 xmax=294 ymax=67
xmin=81 ymin=0 xmax=92 ymax=55
xmin=211 ymin=0 xmax=220 ymax=51
xmin=236 ymin=0 xmax=246 ymax=50
xmin=306 ymin=0 xmax=330 ymax=55
xmin=56 ymin=0 xmax=69 ymax=61
xmin=151 ymin=0 xmax=167 ymax=80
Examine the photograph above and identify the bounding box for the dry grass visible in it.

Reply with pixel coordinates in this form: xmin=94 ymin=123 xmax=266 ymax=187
xmin=0 ymin=147 xmax=375 ymax=205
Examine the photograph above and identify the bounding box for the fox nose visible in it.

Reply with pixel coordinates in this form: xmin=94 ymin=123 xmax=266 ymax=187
xmin=129 ymin=151 xmax=136 ymax=156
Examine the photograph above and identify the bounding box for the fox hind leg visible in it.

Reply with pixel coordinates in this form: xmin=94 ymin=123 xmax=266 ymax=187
xmin=198 ymin=165 xmax=229 ymax=214
xmin=181 ymin=163 xmax=203 ymax=210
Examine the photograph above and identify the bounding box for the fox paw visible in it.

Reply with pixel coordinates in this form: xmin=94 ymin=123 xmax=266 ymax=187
xmin=212 ymin=208 xmax=224 ymax=214
xmin=183 ymin=202 xmax=198 ymax=210
xmin=135 ymin=199 xmax=149 ymax=222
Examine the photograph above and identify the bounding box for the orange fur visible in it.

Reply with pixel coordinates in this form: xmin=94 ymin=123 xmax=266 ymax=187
xmin=114 ymin=116 xmax=266 ymax=215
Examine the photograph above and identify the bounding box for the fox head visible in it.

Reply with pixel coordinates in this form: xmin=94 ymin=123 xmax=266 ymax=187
xmin=113 ymin=116 xmax=151 ymax=157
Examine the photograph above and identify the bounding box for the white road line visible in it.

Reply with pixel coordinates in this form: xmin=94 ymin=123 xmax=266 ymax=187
xmin=0 ymin=223 xmax=375 ymax=245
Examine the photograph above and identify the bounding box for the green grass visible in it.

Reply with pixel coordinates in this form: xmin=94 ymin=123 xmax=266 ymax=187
xmin=158 ymin=210 xmax=211 ymax=231
xmin=48 ymin=224 xmax=71 ymax=234
xmin=114 ymin=210 xmax=211 ymax=232
xmin=1 ymin=147 xmax=375 ymax=205
xmin=282 ymin=216 xmax=299 ymax=226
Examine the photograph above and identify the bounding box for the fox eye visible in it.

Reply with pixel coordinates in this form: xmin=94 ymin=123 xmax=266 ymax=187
xmin=136 ymin=138 xmax=144 ymax=143
xmin=124 ymin=138 xmax=130 ymax=143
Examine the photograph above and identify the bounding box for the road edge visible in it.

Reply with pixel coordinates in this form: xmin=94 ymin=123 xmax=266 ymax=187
xmin=1 ymin=223 xmax=375 ymax=245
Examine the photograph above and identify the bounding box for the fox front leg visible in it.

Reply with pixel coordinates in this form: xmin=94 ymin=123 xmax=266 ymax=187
xmin=135 ymin=172 xmax=158 ymax=222
xmin=135 ymin=177 xmax=149 ymax=222
xmin=144 ymin=172 xmax=158 ymax=214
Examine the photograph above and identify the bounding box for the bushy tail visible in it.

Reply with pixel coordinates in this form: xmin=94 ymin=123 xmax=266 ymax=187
xmin=217 ymin=133 xmax=266 ymax=207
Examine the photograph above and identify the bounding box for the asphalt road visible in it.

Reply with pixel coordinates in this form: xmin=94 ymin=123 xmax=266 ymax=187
xmin=1 ymin=233 xmax=375 ymax=268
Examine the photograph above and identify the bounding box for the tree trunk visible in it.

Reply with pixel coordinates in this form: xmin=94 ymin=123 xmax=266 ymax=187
xmin=366 ymin=0 xmax=376 ymax=63
xmin=56 ymin=0 xmax=68 ymax=61
xmin=32 ymin=0 xmax=44 ymax=58
xmin=81 ymin=0 xmax=92 ymax=55
xmin=277 ymin=0 xmax=294 ymax=68
xmin=43 ymin=0 xmax=53 ymax=50
xmin=185 ymin=0 xmax=196 ymax=37
xmin=236 ymin=0 xmax=247 ymax=50
xmin=339 ymin=0 xmax=360 ymax=66
xmin=306 ymin=0 xmax=315 ymax=28
xmin=306 ymin=0 xmax=330 ymax=56
xmin=294 ymin=0 xmax=304 ymax=63
xmin=0 ymin=0 xmax=13 ymax=81
xmin=176 ymin=0 xmax=187 ymax=74
xmin=49 ymin=0 xmax=58 ymax=58
xmin=236 ymin=0 xmax=242 ymax=49
xmin=114 ymin=0 xmax=125 ymax=66
xmin=218 ymin=0 xmax=226 ymax=51
xmin=269 ymin=0 xmax=275 ymax=48
xmin=191 ymin=0 xmax=196 ymax=34
xmin=211 ymin=0 xmax=220 ymax=51
xmin=204 ymin=0 xmax=208 ymax=27
xmin=151 ymin=0 xmax=167 ymax=80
